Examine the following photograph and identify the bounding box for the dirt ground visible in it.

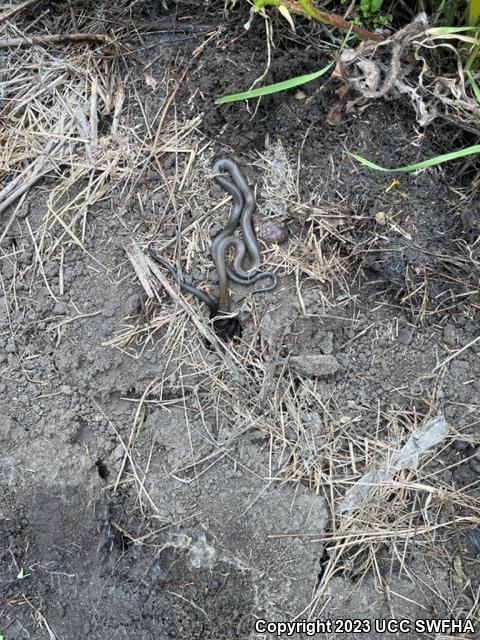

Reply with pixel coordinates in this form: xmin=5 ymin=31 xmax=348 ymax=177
xmin=1 ymin=2 xmax=479 ymax=639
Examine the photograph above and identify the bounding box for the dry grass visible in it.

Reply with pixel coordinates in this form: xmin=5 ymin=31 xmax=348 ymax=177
xmin=109 ymin=130 xmax=479 ymax=620
xmin=0 ymin=4 xmax=147 ymax=259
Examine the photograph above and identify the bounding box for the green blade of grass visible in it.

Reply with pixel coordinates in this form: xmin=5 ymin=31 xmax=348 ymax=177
xmin=426 ymin=26 xmax=480 ymax=44
xmin=467 ymin=0 xmax=480 ymax=27
xmin=427 ymin=26 xmax=480 ymax=34
xmin=466 ymin=70 xmax=480 ymax=103
xmin=348 ymin=145 xmax=480 ymax=172
xmin=214 ymin=61 xmax=333 ymax=105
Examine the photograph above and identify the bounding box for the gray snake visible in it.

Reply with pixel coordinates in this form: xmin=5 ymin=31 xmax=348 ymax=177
xmin=150 ymin=159 xmax=277 ymax=339
xmin=211 ymin=158 xmax=277 ymax=292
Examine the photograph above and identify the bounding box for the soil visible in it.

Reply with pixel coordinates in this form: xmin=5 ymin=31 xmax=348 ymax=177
xmin=1 ymin=2 xmax=479 ymax=640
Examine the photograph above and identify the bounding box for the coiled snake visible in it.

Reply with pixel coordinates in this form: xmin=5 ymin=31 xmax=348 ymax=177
xmin=150 ymin=159 xmax=277 ymax=340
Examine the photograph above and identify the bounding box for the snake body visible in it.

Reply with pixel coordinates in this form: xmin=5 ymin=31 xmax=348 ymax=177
xmin=149 ymin=248 xmax=241 ymax=340
xmin=148 ymin=249 xmax=218 ymax=315
xmin=212 ymin=159 xmax=277 ymax=292
xmin=151 ymin=159 xmax=278 ymax=340
xmin=213 ymin=159 xmax=259 ymax=275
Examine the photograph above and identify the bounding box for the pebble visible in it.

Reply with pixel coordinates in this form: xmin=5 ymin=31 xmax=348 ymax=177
xmin=464 ymin=528 xmax=480 ymax=555
xmin=126 ymin=294 xmax=141 ymax=316
xmin=397 ymin=326 xmax=411 ymax=344
xmin=0 ymin=414 xmax=15 ymax=439
xmin=63 ymin=267 xmax=76 ymax=284
xmin=102 ymin=301 xmax=117 ymax=318
xmin=443 ymin=324 xmax=456 ymax=346
xmin=0 ymin=296 xmax=8 ymax=326
xmin=44 ymin=262 xmax=58 ymax=277
xmin=290 ymin=354 xmax=340 ymax=378
xmin=5 ymin=339 xmax=16 ymax=354
xmin=469 ymin=458 xmax=480 ymax=474
xmin=53 ymin=301 xmax=68 ymax=315
xmin=2 ymin=259 xmax=14 ymax=278
xmin=255 ymin=218 xmax=289 ymax=244
xmin=319 ymin=332 xmax=334 ymax=355
xmin=113 ymin=443 xmax=125 ymax=460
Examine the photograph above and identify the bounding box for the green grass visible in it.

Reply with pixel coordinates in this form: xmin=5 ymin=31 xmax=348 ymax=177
xmin=466 ymin=69 xmax=480 ymax=100
xmin=348 ymin=144 xmax=480 ymax=171
xmin=16 ymin=567 xmax=30 ymax=579
xmin=467 ymin=0 xmax=480 ymax=26
xmin=214 ymin=62 xmax=333 ymax=104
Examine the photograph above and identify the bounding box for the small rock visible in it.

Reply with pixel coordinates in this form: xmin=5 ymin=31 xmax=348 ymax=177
xmin=397 ymin=326 xmax=411 ymax=344
xmin=284 ymin=425 xmax=297 ymax=441
xmin=375 ymin=211 xmax=387 ymax=225
xmin=319 ymin=332 xmax=334 ymax=355
xmin=290 ymin=354 xmax=340 ymax=378
xmin=450 ymin=359 xmax=470 ymax=377
xmin=2 ymin=259 xmax=14 ymax=279
xmin=113 ymin=443 xmax=125 ymax=460
xmin=0 ymin=296 xmax=8 ymax=326
xmin=102 ymin=301 xmax=117 ymax=318
xmin=443 ymin=324 xmax=456 ymax=346
xmin=44 ymin=262 xmax=58 ymax=277
xmin=5 ymin=339 xmax=16 ymax=354
xmin=0 ymin=414 xmax=15 ymax=440
xmin=464 ymin=528 xmax=480 ymax=555
xmin=125 ymin=294 xmax=141 ymax=316
xmin=255 ymin=218 xmax=289 ymax=244
xmin=469 ymin=457 xmax=480 ymax=474
xmin=53 ymin=301 xmax=68 ymax=315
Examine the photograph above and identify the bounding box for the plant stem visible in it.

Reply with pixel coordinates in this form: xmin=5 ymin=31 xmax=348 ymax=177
xmin=256 ymin=0 xmax=385 ymax=41
xmin=467 ymin=0 xmax=480 ymax=26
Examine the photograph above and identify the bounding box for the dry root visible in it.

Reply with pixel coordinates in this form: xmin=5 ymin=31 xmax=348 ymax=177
xmin=333 ymin=13 xmax=480 ymax=134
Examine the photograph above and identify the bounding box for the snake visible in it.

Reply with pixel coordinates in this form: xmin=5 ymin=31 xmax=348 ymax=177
xmin=148 ymin=248 xmax=241 ymax=340
xmin=149 ymin=249 xmax=218 ymax=314
xmin=212 ymin=158 xmax=277 ymax=293
xmin=148 ymin=159 xmax=277 ymax=341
